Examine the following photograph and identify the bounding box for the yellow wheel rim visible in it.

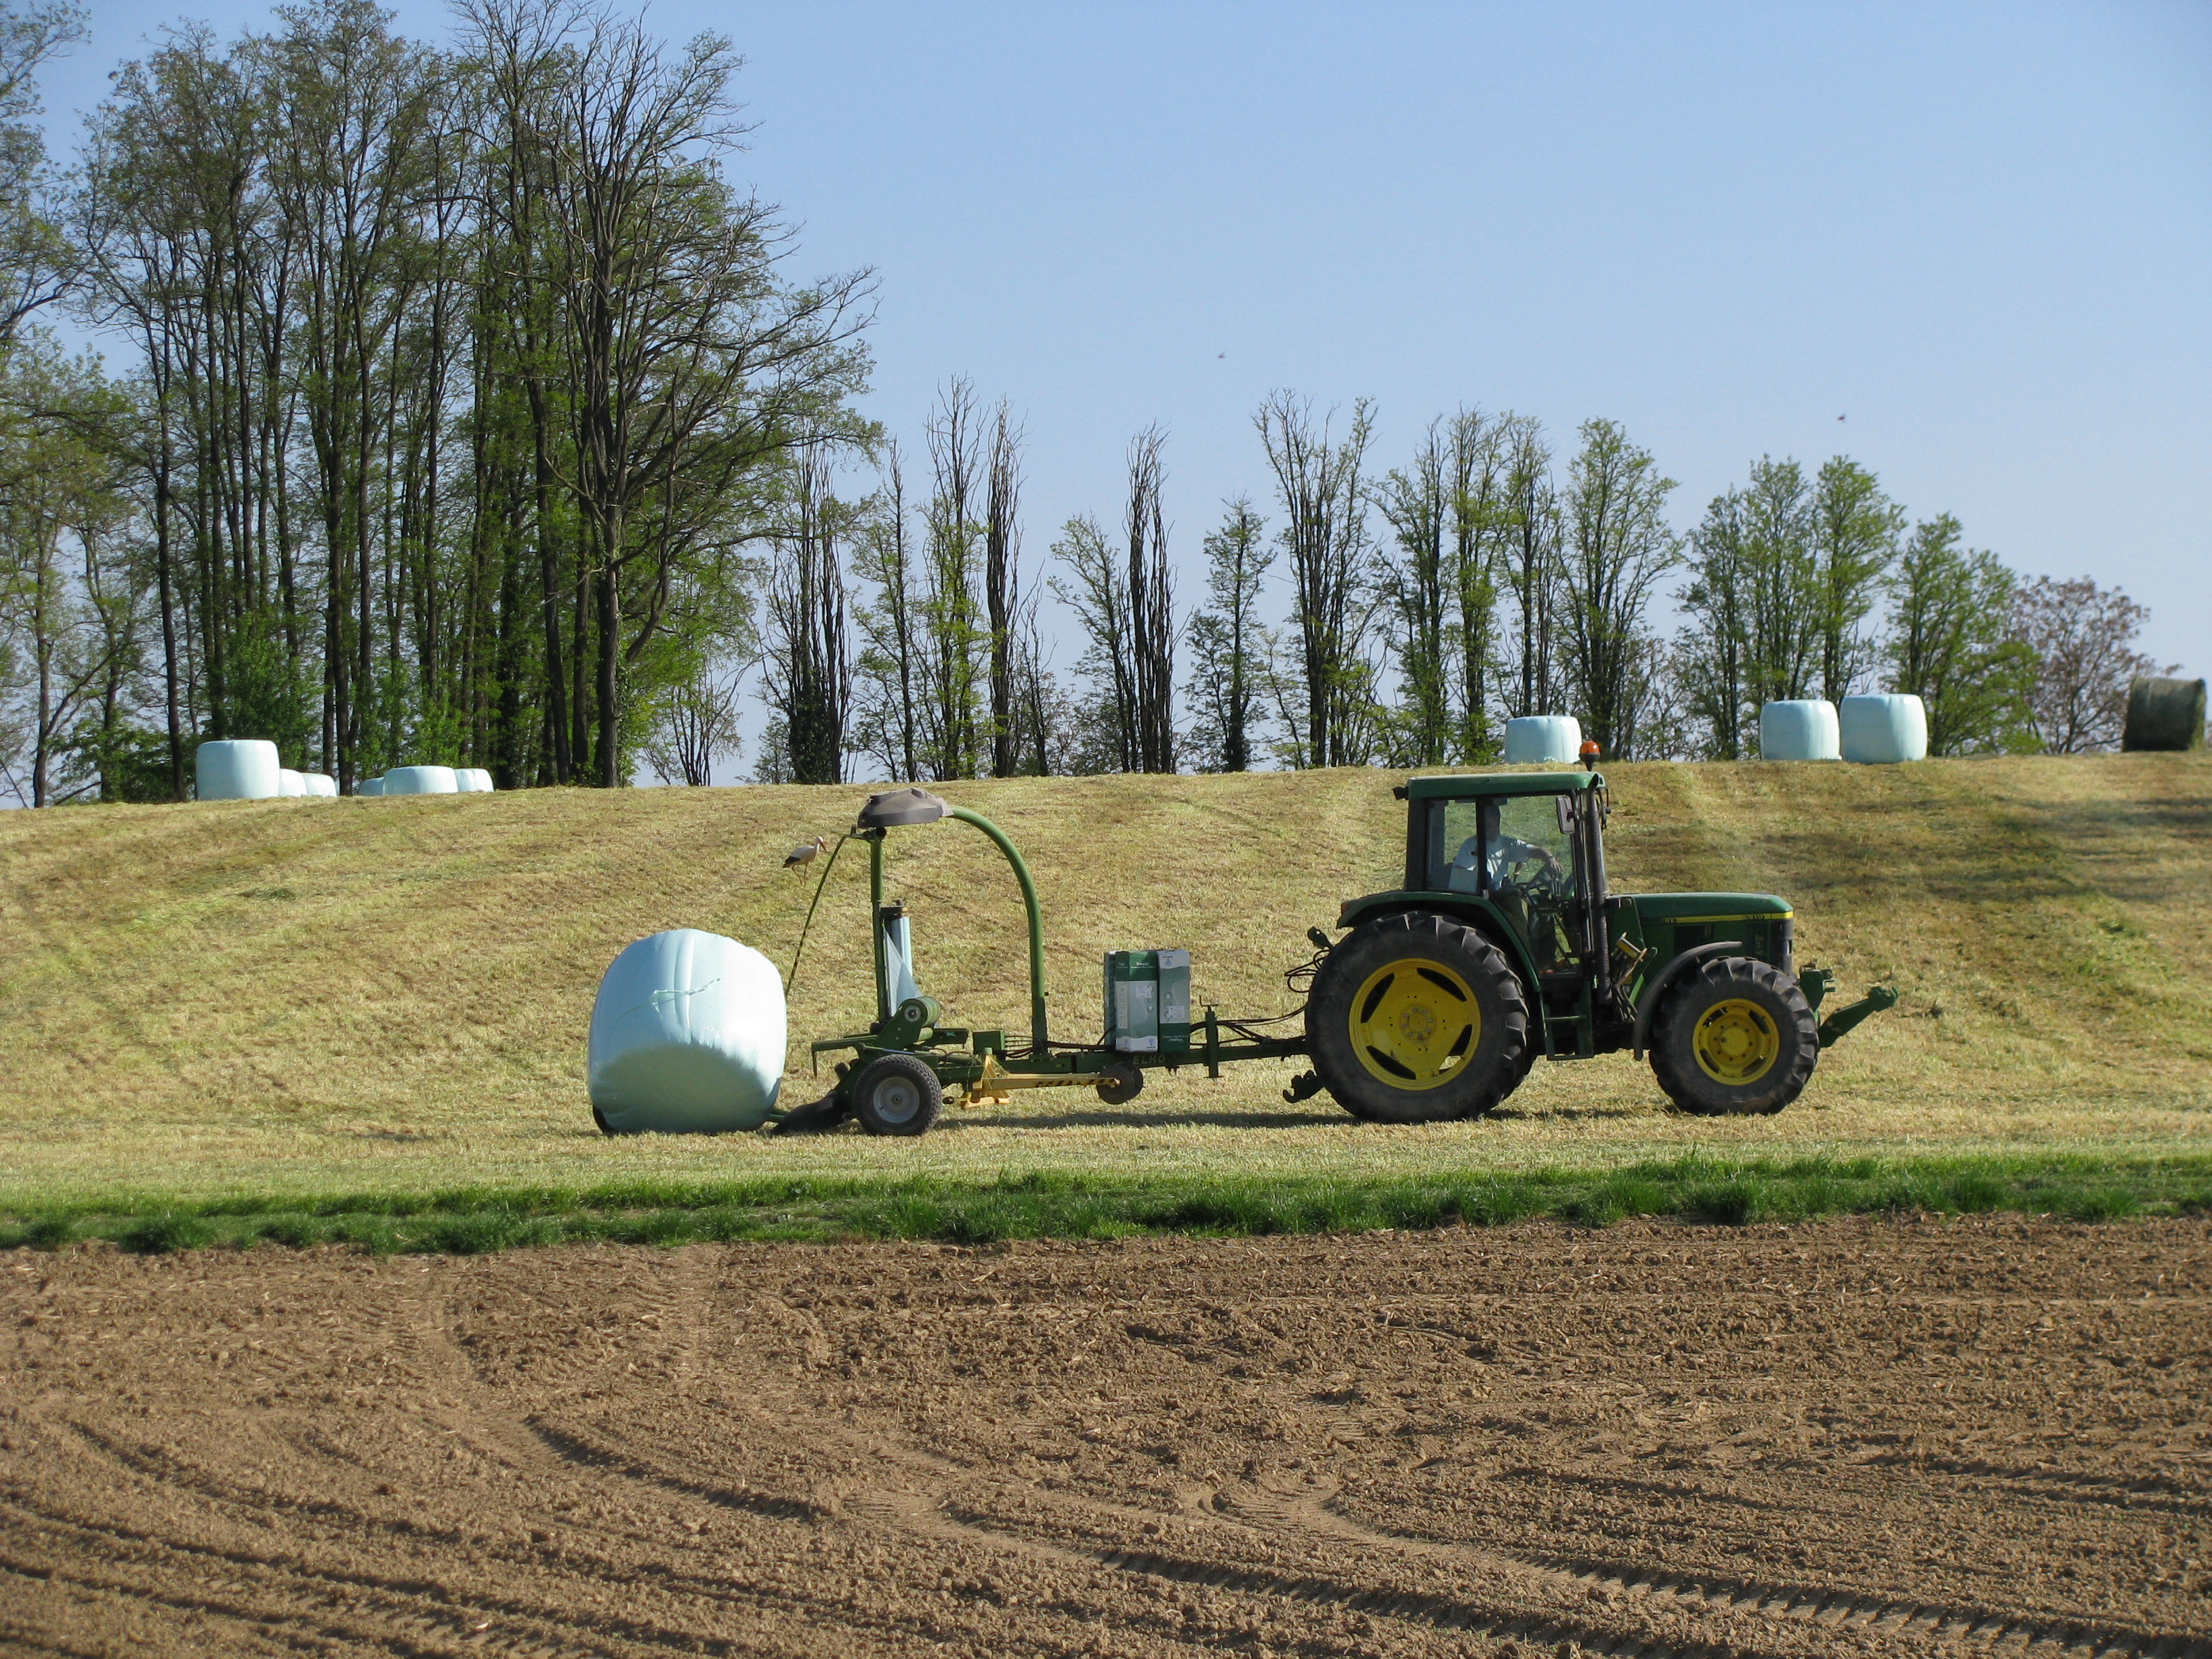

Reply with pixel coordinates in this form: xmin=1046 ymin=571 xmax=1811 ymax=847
xmin=1692 ymin=998 xmax=1780 ymax=1086
xmin=1349 ymin=958 xmax=1479 ymax=1091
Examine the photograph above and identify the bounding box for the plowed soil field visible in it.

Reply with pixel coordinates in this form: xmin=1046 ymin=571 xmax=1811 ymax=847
xmin=4 ymin=1218 xmax=2209 ymax=1658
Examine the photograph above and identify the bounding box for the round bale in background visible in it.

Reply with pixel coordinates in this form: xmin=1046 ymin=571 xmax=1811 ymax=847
xmin=1839 ymin=694 xmax=1928 ymax=764
xmin=1759 ymin=699 xmax=1839 ymax=761
xmin=2122 ymin=676 xmax=2207 ymax=752
xmin=382 ymin=764 xmax=457 ymax=795
xmin=277 ymin=769 xmax=306 ymax=797
xmin=588 ymin=929 xmax=786 ymax=1134
xmin=356 ymin=776 xmax=384 ymax=796
xmin=453 ymin=766 xmax=495 ymax=792
xmin=1503 ymin=714 xmax=1582 ymax=765
xmin=195 ymin=739 xmax=281 ymax=801
xmin=300 ymin=772 xmax=337 ymax=797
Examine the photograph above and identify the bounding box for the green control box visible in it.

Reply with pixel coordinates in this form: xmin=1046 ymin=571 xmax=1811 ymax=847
xmin=1103 ymin=949 xmax=1191 ymax=1054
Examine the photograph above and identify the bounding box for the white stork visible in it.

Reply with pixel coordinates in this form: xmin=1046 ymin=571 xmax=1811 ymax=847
xmin=783 ymin=834 xmax=829 ymax=869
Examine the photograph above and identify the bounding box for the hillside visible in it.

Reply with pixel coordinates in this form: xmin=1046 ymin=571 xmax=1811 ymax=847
xmin=2 ymin=755 xmax=2207 ymax=1205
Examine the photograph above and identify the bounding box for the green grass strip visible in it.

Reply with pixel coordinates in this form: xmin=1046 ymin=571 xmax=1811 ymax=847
xmin=3 ymin=1151 xmax=2207 ymax=1256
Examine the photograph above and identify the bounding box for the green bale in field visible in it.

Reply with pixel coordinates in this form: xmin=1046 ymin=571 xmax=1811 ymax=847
xmin=2121 ymin=676 xmax=2207 ymax=752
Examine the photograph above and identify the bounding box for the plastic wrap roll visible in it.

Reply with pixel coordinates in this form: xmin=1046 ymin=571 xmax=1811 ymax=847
xmin=588 ymin=929 xmax=787 ymax=1134
xmin=1759 ymin=700 xmax=1840 ymax=761
xmin=382 ymin=765 xmax=458 ymax=795
xmin=1502 ymin=715 xmax=1582 ymax=765
xmin=1839 ymin=695 xmax=1929 ymax=763
xmin=194 ymin=739 xmax=281 ymax=801
xmin=2121 ymin=677 xmax=2207 ymax=752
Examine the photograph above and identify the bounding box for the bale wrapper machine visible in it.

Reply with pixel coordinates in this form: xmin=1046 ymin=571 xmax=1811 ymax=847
xmin=776 ymin=773 xmax=1896 ymax=1136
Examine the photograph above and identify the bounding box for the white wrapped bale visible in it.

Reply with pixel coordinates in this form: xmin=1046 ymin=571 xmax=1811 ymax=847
xmin=300 ymin=772 xmax=337 ymax=797
xmin=473 ymin=768 xmax=495 ymax=791
xmin=356 ymin=776 xmax=384 ymax=796
xmin=196 ymin=739 xmax=281 ymax=800
xmin=588 ymin=929 xmax=786 ymax=1134
xmin=453 ymin=766 xmax=495 ymax=792
xmin=383 ymin=764 xmax=458 ymax=795
xmin=277 ymin=769 xmax=306 ymax=797
xmin=1503 ymin=715 xmax=1582 ymax=765
xmin=1759 ymin=699 xmax=1840 ymax=761
xmin=1840 ymin=694 xmax=1928 ymax=763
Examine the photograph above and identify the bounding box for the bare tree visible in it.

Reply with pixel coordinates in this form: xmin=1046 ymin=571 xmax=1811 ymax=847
xmin=2011 ymin=575 xmax=2171 ymax=754
xmin=918 ymin=377 xmax=982 ymax=779
xmin=1496 ymin=415 xmax=1562 ymax=720
xmin=756 ymin=451 xmax=849 ymax=783
xmin=1255 ymin=391 xmax=1376 ymax=768
xmin=1124 ymin=425 xmax=1175 ymax=773
xmin=1376 ymin=419 xmax=1452 ymax=766
xmin=850 ymin=441 xmax=920 ymax=781
xmin=983 ymin=398 xmax=1023 ymax=777
xmin=644 ymin=663 xmax=737 ymax=785
xmin=1050 ymin=512 xmax=1134 ymax=773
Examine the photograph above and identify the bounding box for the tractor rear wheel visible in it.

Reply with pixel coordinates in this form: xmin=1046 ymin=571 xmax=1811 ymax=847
xmin=1649 ymin=956 xmax=1818 ymax=1116
xmin=1305 ymin=912 xmax=1531 ymax=1124
xmin=850 ymin=1052 xmax=945 ymax=1136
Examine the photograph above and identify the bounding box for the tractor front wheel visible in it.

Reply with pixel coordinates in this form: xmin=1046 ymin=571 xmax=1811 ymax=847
xmin=850 ymin=1052 xmax=945 ymax=1136
xmin=1649 ymin=956 xmax=1818 ymax=1116
xmin=1305 ymin=912 xmax=1531 ymax=1124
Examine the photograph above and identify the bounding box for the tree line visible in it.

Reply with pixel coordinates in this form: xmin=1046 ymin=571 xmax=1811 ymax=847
xmin=0 ymin=0 xmax=2173 ymax=805
xmin=748 ymin=388 xmax=2171 ymax=787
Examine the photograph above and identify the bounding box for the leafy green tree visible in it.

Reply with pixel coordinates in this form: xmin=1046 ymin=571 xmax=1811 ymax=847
xmin=1885 ymin=515 xmax=2034 ymax=754
xmin=1182 ymin=497 xmax=1270 ymax=772
xmin=0 ymin=337 xmax=138 ymax=804
xmin=1375 ymin=419 xmax=1455 ymax=766
xmin=1677 ymin=487 xmax=1753 ymax=758
xmin=1558 ymin=418 xmax=1677 ymax=759
xmin=1809 ymin=457 xmax=1902 ymax=703
xmin=1738 ymin=455 xmax=1820 ymax=710
xmin=0 ymin=0 xmax=82 ymax=347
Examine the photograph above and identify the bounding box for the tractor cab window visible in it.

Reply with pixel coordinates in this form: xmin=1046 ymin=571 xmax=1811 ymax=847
xmin=1429 ymin=793 xmax=1578 ymax=902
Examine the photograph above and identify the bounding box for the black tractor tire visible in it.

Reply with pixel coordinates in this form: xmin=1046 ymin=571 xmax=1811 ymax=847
xmin=849 ymin=1052 xmax=945 ymax=1137
xmin=1649 ymin=956 xmax=1818 ymax=1116
xmin=1305 ymin=912 xmax=1532 ymax=1124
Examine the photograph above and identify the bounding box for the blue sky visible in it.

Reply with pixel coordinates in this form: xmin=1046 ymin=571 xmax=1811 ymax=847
xmin=41 ymin=0 xmax=2212 ymax=693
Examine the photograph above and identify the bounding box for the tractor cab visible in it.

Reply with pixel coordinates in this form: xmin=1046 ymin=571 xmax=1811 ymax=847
xmin=1408 ymin=773 xmax=1599 ymax=981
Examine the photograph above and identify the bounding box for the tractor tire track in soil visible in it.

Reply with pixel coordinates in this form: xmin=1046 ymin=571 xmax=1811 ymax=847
xmin=3 ymin=1215 xmax=2208 ymax=1657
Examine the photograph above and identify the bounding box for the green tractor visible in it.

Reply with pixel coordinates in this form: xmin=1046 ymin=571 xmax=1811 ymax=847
xmin=1299 ymin=769 xmax=1895 ymax=1122
xmin=781 ymin=769 xmax=1894 ymax=1134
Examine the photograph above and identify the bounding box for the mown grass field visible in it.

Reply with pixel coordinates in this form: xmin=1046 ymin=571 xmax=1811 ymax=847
xmin=2 ymin=754 xmax=2207 ymax=1235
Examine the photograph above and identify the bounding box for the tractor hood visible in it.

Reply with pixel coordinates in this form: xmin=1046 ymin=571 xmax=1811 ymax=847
xmin=1629 ymin=893 xmax=1793 ymax=923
